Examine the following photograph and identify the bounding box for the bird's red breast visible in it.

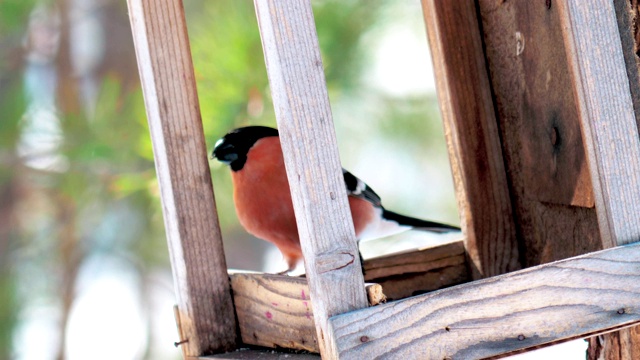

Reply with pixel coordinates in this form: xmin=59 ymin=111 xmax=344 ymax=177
xmin=231 ymin=136 xmax=375 ymax=268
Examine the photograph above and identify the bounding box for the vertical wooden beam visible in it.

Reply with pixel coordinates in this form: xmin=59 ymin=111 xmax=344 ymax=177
xmin=558 ymin=1 xmax=640 ymax=359
xmin=127 ymin=0 xmax=238 ymax=356
xmin=559 ymin=0 xmax=640 ymax=248
xmin=593 ymin=1 xmax=640 ymax=356
xmin=421 ymin=0 xmax=520 ymax=279
xmin=477 ymin=0 xmax=603 ymax=267
xmin=614 ymin=0 xmax=640 ymax=127
xmin=253 ymin=1 xmax=368 ymax=358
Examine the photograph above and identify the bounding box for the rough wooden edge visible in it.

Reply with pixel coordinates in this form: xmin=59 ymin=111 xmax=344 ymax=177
xmin=421 ymin=0 xmax=520 ymax=279
xmin=203 ymin=349 xmax=319 ymax=359
xmin=363 ymin=239 xmax=469 ymax=301
xmin=127 ymin=0 xmax=238 ymax=355
xmin=253 ymin=1 xmax=368 ymax=358
xmin=366 ymin=256 xmax=468 ymax=302
xmin=559 ymin=0 xmax=640 ymax=248
xmin=363 ymin=239 xmax=464 ymax=279
xmin=328 ymin=241 xmax=640 ymax=359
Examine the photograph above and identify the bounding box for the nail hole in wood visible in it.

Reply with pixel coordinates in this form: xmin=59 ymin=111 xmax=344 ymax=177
xmin=551 ymin=126 xmax=559 ymax=147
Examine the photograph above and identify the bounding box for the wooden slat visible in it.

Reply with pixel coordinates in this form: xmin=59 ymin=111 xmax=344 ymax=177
xmin=558 ymin=0 xmax=640 ymax=247
xmin=328 ymin=241 xmax=640 ymax=360
xmin=127 ymin=0 xmax=237 ymax=356
xmin=368 ymin=264 xmax=467 ymax=302
xmin=229 ymin=240 xmax=467 ymax=352
xmin=204 ymin=349 xmax=319 ymax=360
xmin=230 ymin=273 xmax=384 ymax=353
xmin=253 ymin=1 xmax=368 ymax=358
xmin=363 ymin=240 xmax=468 ymax=301
xmin=558 ymin=1 xmax=640 ymax=358
xmin=363 ymin=239 xmax=464 ymax=279
xmin=479 ymin=0 xmax=596 ymax=209
xmin=421 ymin=0 xmax=520 ymax=279
xmin=477 ymin=0 xmax=603 ymax=267
xmin=614 ymin=0 xmax=640 ymax=127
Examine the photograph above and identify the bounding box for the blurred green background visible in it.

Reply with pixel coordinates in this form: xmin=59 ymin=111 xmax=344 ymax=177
xmin=0 ymin=0 xmax=456 ymax=359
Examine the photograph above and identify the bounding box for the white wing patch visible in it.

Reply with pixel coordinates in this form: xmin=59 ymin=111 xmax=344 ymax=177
xmin=353 ymin=178 xmax=367 ymax=195
xmin=357 ymin=206 xmax=412 ymax=242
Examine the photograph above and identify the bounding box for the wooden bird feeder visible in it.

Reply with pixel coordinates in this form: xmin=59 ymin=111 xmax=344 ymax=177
xmin=126 ymin=0 xmax=640 ymax=359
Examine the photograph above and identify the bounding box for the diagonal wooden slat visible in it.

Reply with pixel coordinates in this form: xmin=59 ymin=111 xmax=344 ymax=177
xmin=328 ymin=241 xmax=640 ymax=360
xmin=253 ymin=1 xmax=368 ymax=358
xmin=421 ymin=0 xmax=520 ymax=279
xmin=127 ymin=0 xmax=237 ymax=356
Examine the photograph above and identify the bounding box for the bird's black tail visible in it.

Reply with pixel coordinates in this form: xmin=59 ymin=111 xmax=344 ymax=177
xmin=381 ymin=209 xmax=460 ymax=233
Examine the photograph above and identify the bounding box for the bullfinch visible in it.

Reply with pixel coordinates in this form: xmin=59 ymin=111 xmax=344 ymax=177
xmin=212 ymin=126 xmax=459 ymax=272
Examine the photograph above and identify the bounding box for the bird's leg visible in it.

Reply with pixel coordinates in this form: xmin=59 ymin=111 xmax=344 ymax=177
xmin=276 ymin=255 xmax=299 ymax=275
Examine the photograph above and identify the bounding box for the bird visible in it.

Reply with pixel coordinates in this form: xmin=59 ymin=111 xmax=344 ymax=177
xmin=211 ymin=125 xmax=459 ymax=273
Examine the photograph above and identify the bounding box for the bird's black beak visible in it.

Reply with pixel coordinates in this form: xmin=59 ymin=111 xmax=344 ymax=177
xmin=212 ymin=138 xmax=238 ymax=165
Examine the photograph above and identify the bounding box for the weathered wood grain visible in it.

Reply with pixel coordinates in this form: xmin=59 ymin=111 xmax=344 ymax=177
xmin=421 ymin=0 xmax=520 ymax=279
xmin=559 ymin=0 xmax=640 ymax=247
xmin=328 ymin=241 xmax=640 ymax=360
xmin=204 ymin=349 xmax=319 ymax=360
xmin=253 ymin=1 xmax=368 ymax=357
xmin=477 ymin=0 xmax=603 ymax=267
xmin=229 ymin=240 xmax=468 ymax=352
xmin=596 ymin=2 xmax=640 ymax=357
xmin=127 ymin=0 xmax=237 ymax=356
xmin=363 ymin=239 xmax=464 ymax=279
xmin=614 ymin=0 xmax=640 ymax=128
xmin=588 ymin=327 xmax=640 ymax=360
xmin=479 ymin=0 xmax=595 ymax=209
xmin=558 ymin=1 xmax=640 ymax=358
xmin=367 ymin=257 xmax=468 ymax=302
xmin=230 ymin=273 xmax=384 ymax=353
xmin=363 ymin=240 xmax=468 ymax=301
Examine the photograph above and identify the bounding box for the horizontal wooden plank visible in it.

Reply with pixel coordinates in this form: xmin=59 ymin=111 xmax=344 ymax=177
xmin=230 ymin=274 xmax=384 ymax=353
xmin=363 ymin=239 xmax=464 ymax=279
xmin=369 ymin=260 xmax=468 ymax=302
xmin=230 ymin=240 xmax=467 ymax=352
xmin=203 ymin=349 xmax=319 ymax=359
xmin=328 ymin=241 xmax=640 ymax=359
xmin=230 ymin=273 xmax=317 ymax=352
xmin=363 ymin=240 xmax=468 ymax=301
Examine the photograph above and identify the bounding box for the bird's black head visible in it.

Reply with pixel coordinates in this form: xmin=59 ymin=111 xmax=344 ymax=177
xmin=212 ymin=126 xmax=279 ymax=171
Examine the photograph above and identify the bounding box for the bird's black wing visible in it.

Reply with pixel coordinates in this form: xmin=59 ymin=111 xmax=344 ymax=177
xmin=342 ymin=169 xmax=382 ymax=207
xmin=342 ymin=169 xmax=460 ymax=233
